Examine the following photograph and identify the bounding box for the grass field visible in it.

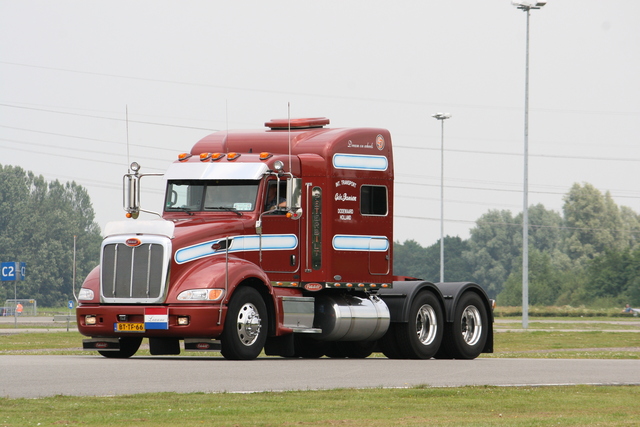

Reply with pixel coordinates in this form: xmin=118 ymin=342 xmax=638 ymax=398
xmin=1 ymin=386 xmax=639 ymax=426
xmin=1 ymin=315 xmax=639 ymax=426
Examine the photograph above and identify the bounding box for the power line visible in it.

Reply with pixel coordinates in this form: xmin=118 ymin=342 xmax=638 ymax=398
xmin=0 ymin=138 xmax=168 ymax=171
xmin=396 ymin=215 xmax=640 ymax=236
xmin=394 ymin=144 xmax=640 ymax=163
xmin=395 ymin=180 xmax=640 ymax=200
xmin=0 ymin=124 xmax=180 ymax=153
xmin=395 ymin=193 xmax=521 ymax=209
xmin=1 ymin=136 xmax=637 ymax=203
xmin=2 ymin=61 xmax=639 ymax=117
xmin=0 ymin=102 xmax=217 ymax=132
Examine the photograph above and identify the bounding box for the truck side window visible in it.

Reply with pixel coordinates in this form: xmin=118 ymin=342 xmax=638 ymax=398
xmin=360 ymin=185 xmax=388 ymax=216
xmin=265 ymin=181 xmax=287 ymax=212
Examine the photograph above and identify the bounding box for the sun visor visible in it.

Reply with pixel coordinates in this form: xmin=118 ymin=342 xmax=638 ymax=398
xmin=164 ymin=162 xmax=268 ymax=181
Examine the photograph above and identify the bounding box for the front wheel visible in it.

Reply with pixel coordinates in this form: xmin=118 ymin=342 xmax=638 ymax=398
xmin=440 ymin=292 xmax=488 ymax=359
xmin=221 ymin=287 xmax=268 ymax=360
xmin=98 ymin=337 xmax=142 ymax=359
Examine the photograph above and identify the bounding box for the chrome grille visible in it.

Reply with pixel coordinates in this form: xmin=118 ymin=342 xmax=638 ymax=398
xmin=101 ymin=239 xmax=169 ymax=303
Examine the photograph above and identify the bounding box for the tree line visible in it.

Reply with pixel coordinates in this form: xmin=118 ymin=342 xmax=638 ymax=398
xmin=0 ymin=165 xmax=102 ymax=307
xmin=394 ymin=183 xmax=640 ymax=308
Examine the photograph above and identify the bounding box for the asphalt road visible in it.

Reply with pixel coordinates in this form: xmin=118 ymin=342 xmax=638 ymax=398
xmin=2 ymin=355 xmax=639 ymax=399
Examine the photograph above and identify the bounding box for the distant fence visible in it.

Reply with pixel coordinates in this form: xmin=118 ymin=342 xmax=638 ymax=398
xmin=1 ymin=299 xmax=37 ymax=316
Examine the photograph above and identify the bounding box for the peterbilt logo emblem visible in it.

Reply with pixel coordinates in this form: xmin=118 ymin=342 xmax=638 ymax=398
xmin=197 ymin=343 xmax=210 ymax=350
xmin=304 ymin=283 xmax=323 ymax=292
xmin=95 ymin=342 xmax=109 ymax=348
xmin=125 ymin=238 xmax=142 ymax=247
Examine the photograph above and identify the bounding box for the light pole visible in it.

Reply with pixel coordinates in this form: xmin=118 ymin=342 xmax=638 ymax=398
xmin=513 ymin=1 xmax=546 ymax=329
xmin=432 ymin=112 xmax=451 ymax=283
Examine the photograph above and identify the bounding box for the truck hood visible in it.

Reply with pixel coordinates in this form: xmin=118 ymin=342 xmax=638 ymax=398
xmin=104 ymin=217 xmax=250 ymax=265
xmin=171 ymin=217 xmax=251 ymax=264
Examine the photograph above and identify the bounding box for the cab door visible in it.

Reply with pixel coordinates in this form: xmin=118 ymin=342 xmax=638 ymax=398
xmin=259 ymin=180 xmax=300 ymax=274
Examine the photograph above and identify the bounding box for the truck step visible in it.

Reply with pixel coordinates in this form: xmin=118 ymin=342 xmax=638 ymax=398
xmin=184 ymin=339 xmax=222 ymax=351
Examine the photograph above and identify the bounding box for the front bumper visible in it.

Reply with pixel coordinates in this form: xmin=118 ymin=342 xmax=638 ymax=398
xmin=76 ymin=304 xmax=226 ymax=338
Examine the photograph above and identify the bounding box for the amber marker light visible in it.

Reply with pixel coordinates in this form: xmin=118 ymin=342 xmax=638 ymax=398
xmin=227 ymin=152 xmax=241 ymax=161
xmin=177 ymin=289 xmax=224 ymax=301
xmin=211 ymin=153 xmax=225 ymax=161
xmin=259 ymin=152 xmax=273 ymax=160
xmin=200 ymin=153 xmax=212 ymax=161
xmin=208 ymin=289 xmax=224 ymax=301
xmin=178 ymin=153 xmax=192 ymax=161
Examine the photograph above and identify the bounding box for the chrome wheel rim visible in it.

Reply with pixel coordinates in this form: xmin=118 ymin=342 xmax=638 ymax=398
xmin=236 ymin=302 xmax=262 ymax=346
xmin=415 ymin=304 xmax=438 ymax=346
xmin=460 ymin=305 xmax=482 ymax=346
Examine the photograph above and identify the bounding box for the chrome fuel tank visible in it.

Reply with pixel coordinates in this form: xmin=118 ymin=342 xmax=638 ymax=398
xmin=314 ymin=294 xmax=390 ymax=341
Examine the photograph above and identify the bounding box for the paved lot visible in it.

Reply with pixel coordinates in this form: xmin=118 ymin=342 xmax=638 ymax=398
xmin=2 ymin=355 xmax=640 ymax=399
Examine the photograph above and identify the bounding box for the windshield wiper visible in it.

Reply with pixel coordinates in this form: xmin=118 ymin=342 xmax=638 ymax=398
xmin=169 ymin=207 xmax=194 ymax=216
xmin=205 ymin=206 xmax=243 ymax=217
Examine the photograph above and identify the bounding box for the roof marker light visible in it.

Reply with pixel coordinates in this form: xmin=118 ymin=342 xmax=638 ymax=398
xmin=227 ymin=152 xmax=241 ymax=161
xmin=211 ymin=153 xmax=225 ymax=161
xmin=178 ymin=153 xmax=192 ymax=161
xmin=259 ymin=152 xmax=273 ymax=160
xmin=200 ymin=153 xmax=212 ymax=161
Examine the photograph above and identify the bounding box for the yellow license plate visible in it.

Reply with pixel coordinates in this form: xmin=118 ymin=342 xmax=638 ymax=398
xmin=115 ymin=323 xmax=145 ymax=332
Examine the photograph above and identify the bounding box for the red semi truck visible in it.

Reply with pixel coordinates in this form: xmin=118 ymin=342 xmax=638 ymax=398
xmin=77 ymin=117 xmax=493 ymax=360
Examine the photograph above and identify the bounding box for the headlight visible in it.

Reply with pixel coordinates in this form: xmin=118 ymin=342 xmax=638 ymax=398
xmin=177 ymin=289 xmax=224 ymax=301
xmin=78 ymin=288 xmax=95 ymax=301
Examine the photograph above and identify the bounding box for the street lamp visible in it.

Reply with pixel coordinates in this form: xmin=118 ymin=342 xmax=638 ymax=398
xmin=432 ymin=112 xmax=451 ymax=283
xmin=512 ymin=0 xmax=546 ymax=329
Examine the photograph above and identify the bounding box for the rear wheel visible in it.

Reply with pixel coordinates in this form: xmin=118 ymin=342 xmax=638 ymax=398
xmin=382 ymin=291 xmax=443 ymax=359
xmin=440 ymin=292 xmax=488 ymax=359
xmin=379 ymin=323 xmax=407 ymax=359
xmin=221 ymin=287 xmax=268 ymax=360
xmin=98 ymin=337 xmax=142 ymax=359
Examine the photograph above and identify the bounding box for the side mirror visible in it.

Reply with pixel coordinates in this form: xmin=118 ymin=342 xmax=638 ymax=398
xmin=123 ymin=173 xmax=140 ymax=219
xmin=286 ymin=178 xmax=303 ymax=220
xmin=287 ymin=178 xmax=302 ymax=210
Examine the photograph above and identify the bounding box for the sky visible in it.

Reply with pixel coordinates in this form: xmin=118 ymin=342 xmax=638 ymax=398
xmin=1 ymin=1 xmax=639 ymax=247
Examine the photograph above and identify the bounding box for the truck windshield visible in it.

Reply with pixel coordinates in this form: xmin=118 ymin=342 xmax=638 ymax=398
xmin=165 ymin=179 xmax=260 ymax=213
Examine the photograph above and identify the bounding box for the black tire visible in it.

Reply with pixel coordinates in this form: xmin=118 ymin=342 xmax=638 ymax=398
xmin=98 ymin=337 xmax=142 ymax=359
xmin=379 ymin=323 xmax=408 ymax=359
xmin=383 ymin=291 xmax=444 ymax=359
xmin=292 ymin=335 xmax=328 ymax=358
xmin=326 ymin=341 xmax=375 ymax=359
xmin=221 ymin=287 xmax=268 ymax=360
xmin=440 ymin=292 xmax=488 ymax=360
